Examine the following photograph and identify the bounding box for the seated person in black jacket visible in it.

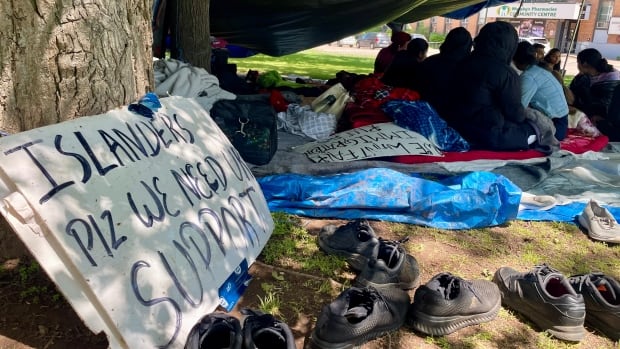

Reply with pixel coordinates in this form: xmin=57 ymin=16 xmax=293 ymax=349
xmin=381 ymin=38 xmax=428 ymax=91
xmin=417 ymin=27 xmax=472 ymax=117
xmin=442 ymin=22 xmax=537 ymax=151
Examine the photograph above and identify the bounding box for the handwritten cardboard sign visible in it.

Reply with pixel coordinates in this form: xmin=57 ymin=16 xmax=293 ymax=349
xmin=0 ymin=97 xmax=273 ymax=348
xmin=293 ymin=122 xmax=442 ymax=162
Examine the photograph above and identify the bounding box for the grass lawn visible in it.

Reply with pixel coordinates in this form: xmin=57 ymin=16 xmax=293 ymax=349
xmin=230 ymin=51 xmax=373 ymax=80
xmin=229 ymin=49 xmax=576 ymax=83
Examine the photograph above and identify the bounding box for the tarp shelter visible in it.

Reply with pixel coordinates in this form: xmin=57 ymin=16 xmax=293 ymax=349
xmin=206 ymin=0 xmax=518 ymax=56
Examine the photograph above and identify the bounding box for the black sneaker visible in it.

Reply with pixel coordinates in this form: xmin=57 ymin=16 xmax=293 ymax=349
xmin=240 ymin=308 xmax=295 ymax=349
xmin=408 ymin=272 xmax=501 ymax=336
xmin=492 ymin=264 xmax=586 ymax=342
xmin=184 ymin=312 xmax=242 ymax=349
xmin=309 ymin=285 xmax=410 ymax=349
xmin=318 ymin=219 xmax=379 ymax=271
xmin=568 ymin=272 xmax=620 ymax=341
xmin=353 ymin=238 xmax=420 ymax=290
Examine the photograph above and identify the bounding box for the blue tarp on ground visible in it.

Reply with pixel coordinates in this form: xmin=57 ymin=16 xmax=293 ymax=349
xmin=258 ymin=166 xmax=620 ymax=229
xmin=518 ymin=202 xmax=620 ymax=224
xmin=258 ymin=168 xmax=521 ymax=229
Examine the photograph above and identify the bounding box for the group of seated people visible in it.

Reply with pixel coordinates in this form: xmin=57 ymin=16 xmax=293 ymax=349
xmin=370 ymin=21 xmax=620 ymax=151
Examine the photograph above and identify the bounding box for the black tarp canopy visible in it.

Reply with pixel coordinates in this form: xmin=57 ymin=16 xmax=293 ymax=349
xmin=209 ymin=0 xmax=518 ymax=56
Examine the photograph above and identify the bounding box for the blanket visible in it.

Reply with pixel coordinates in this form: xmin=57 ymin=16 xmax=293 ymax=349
xmin=389 ymin=131 xmax=609 ymax=165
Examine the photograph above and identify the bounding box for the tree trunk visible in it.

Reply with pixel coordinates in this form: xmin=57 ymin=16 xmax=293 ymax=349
xmin=177 ymin=0 xmax=212 ymax=70
xmin=0 ymin=0 xmax=154 ymax=134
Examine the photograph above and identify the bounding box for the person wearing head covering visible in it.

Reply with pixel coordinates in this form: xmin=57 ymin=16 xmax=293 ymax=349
xmin=416 ymin=27 xmax=472 ymax=117
xmin=513 ymin=41 xmax=569 ymax=140
xmin=373 ymin=31 xmax=411 ymax=75
xmin=442 ymin=21 xmax=537 ymax=151
xmin=570 ymin=48 xmax=620 ymax=140
xmin=380 ymin=37 xmax=428 ymax=90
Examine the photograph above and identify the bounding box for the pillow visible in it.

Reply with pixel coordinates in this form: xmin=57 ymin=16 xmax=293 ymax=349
xmin=382 ymin=100 xmax=470 ymax=152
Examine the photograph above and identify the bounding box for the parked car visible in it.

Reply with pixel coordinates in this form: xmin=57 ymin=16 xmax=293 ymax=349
xmin=519 ymin=36 xmax=551 ymax=53
xmin=355 ymin=32 xmax=390 ymax=49
xmin=330 ymin=36 xmax=357 ymax=47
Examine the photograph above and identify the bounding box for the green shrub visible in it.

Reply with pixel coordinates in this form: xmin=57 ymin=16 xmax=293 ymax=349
xmin=429 ymin=32 xmax=446 ymax=43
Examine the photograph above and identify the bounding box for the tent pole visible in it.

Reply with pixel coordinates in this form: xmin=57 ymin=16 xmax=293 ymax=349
xmin=562 ymin=0 xmax=587 ymax=78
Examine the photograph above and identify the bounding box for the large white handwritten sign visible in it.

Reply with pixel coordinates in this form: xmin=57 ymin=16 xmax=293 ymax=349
xmin=0 ymin=97 xmax=273 ymax=348
xmin=293 ymin=122 xmax=442 ymax=163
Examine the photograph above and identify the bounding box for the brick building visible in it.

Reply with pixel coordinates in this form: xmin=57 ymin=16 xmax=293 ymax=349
xmin=409 ymin=0 xmax=620 ymax=60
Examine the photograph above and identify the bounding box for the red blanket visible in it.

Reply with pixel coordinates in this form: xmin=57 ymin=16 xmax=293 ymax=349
xmin=389 ymin=130 xmax=609 ymax=164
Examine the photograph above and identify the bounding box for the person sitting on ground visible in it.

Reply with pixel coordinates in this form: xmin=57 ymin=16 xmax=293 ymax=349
xmin=513 ymin=41 xmax=569 ymax=140
xmin=374 ymin=31 xmax=412 ymax=75
xmin=539 ymin=48 xmax=575 ymax=106
xmin=381 ymin=38 xmax=428 ymax=90
xmin=416 ymin=27 xmax=472 ymax=117
xmin=442 ymin=21 xmax=539 ymax=151
xmin=532 ymin=43 xmax=546 ymax=62
xmin=569 ymin=48 xmax=620 ymax=139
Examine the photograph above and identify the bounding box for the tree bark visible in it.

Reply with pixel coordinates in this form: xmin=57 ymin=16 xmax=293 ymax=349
xmin=0 ymin=0 xmax=154 ymax=134
xmin=176 ymin=0 xmax=212 ymax=70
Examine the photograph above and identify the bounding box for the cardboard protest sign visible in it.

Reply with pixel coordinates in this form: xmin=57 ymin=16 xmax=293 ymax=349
xmin=0 ymin=96 xmax=273 ymax=348
xmin=293 ymin=122 xmax=442 ymax=162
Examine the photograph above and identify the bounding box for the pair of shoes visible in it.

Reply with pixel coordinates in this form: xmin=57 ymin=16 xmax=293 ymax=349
xmin=568 ymin=272 xmax=620 ymax=341
xmin=318 ymin=219 xmax=420 ymax=290
xmin=492 ymin=264 xmax=586 ymax=342
xmin=407 ymin=272 xmax=501 ymax=336
xmin=184 ymin=309 xmax=295 ymax=349
xmin=578 ymin=200 xmax=620 ymax=243
xmin=308 ymin=285 xmax=410 ymax=349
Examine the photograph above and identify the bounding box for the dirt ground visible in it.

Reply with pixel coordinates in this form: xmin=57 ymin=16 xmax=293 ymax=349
xmin=1 ymin=217 xmax=619 ymax=349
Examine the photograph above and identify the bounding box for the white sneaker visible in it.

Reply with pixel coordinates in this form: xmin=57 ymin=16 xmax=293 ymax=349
xmin=578 ymin=200 xmax=620 ymax=243
xmin=519 ymin=193 xmax=557 ymax=211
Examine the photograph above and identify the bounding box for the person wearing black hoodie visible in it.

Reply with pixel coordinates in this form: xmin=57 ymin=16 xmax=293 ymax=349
xmin=416 ymin=27 xmax=472 ymax=117
xmin=442 ymin=21 xmax=537 ymax=151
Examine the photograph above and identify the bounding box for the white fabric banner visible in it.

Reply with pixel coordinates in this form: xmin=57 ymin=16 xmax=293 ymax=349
xmin=293 ymin=122 xmax=442 ymax=162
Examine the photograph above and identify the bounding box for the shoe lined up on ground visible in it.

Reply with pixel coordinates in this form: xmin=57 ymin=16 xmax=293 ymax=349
xmin=578 ymin=199 xmax=620 ymax=243
xmin=353 ymin=237 xmax=420 ymax=290
xmin=408 ymin=272 xmax=501 ymax=336
xmin=184 ymin=309 xmax=295 ymax=349
xmin=241 ymin=308 xmax=296 ymax=349
xmin=184 ymin=312 xmax=242 ymax=349
xmin=492 ymin=264 xmax=586 ymax=342
xmin=569 ymin=272 xmax=620 ymax=341
xmin=318 ymin=219 xmax=379 ymax=271
xmin=308 ymin=285 xmax=410 ymax=349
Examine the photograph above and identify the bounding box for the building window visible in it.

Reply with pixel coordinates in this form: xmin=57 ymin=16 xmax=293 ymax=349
xmin=596 ymin=0 xmax=613 ymax=29
xmin=461 ymin=18 xmax=469 ymax=26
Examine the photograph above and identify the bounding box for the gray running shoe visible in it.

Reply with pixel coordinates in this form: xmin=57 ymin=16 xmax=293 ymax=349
xmin=408 ymin=272 xmax=501 ymax=336
xmin=318 ymin=219 xmax=379 ymax=271
xmin=309 ymin=285 xmax=410 ymax=349
xmin=354 ymin=237 xmax=420 ymax=290
xmin=569 ymin=272 xmax=620 ymax=341
xmin=578 ymin=200 xmax=620 ymax=243
xmin=492 ymin=264 xmax=586 ymax=342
